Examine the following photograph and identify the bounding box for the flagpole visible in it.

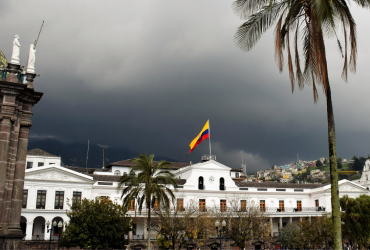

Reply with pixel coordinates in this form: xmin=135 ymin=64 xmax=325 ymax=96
xmin=208 ymin=119 xmax=211 ymax=156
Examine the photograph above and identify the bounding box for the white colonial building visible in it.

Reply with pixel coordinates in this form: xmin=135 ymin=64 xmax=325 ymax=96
xmin=21 ymin=149 xmax=370 ymax=244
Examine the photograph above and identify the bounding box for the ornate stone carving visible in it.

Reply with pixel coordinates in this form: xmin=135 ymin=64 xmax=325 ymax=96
xmin=339 ymin=184 xmax=359 ymax=192
xmin=34 ymin=171 xmax=70 ymax=181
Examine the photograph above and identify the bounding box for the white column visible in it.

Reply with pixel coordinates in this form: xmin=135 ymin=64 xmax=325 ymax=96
xmin=28 ymin=187 xmax=37 ymax=209
xmin=289 ymin=217 xmax=292 ymax=224
xmin=25 ymin=221 xmax=33 ymax=240
xmin=45 ymin=188 xmax=54 ymax=210
xmin=279 ymin=217 xmax=282 ymax=230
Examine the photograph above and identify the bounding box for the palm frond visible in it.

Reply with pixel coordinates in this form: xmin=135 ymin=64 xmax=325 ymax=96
xmin=234 ymin=2 xmax=288 ymax=51
xmin=232 ymin=0 xmax=275 ymax=19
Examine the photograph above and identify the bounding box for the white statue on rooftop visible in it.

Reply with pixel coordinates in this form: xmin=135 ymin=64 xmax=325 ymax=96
xmin=10 ymin=35 xmax=21 ymax=65
xmin=364 ymin=159 xmax=370 ymax=172
xmin=26 ymin=44 xmax=36 ymax=74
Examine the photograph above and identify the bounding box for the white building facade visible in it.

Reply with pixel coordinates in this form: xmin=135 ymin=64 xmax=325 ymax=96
xmin=21 ymin=149 xmax=370 ymax=243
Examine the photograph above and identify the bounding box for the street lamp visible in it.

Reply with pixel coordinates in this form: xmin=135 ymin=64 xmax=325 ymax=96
xmin=215 ymin=220 xmax=226 ymax=250
xmin=57 ymin=221 xmax=63 ymax=250
xmin=47 ymin=221 xmax=56 ymax=250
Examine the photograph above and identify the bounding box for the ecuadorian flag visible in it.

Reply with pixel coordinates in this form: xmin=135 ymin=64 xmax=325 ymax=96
xmin=189 ymin=120 xmax=210 ymax=153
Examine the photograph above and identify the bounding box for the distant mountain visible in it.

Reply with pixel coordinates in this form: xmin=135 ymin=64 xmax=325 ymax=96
xmin=27 ymin=139 xmax=178 ymax=169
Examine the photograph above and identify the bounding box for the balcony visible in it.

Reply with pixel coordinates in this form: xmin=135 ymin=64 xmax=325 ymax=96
xmin=31 ymin=234 xmax=45 ymax=240
xmin=264 ymin=207 xmax=326 ymax=213
xmin=132 ymin=234 xmax=144 ymax=240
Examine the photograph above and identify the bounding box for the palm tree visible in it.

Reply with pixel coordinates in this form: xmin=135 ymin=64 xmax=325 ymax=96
xmin=232 ymin=0 xmax=369 ymax=248
xmin=118 ymin=154 xmax=178 ymax=250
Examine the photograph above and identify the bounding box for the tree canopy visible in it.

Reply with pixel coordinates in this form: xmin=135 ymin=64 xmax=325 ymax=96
xmin=352 ymin=156 xmax=367 ymax=172
xmin=340 ymin=195 xmax=370 ymax=249
xmin=118 ymin=154 xmax=178 ymax=250
xmin=277 ymin=216 xmax=332 ymax=249
xmin=316 ymin=160 xmax=323 ymax=168
xmin=60 ymin=198 xmax=130 ymax=249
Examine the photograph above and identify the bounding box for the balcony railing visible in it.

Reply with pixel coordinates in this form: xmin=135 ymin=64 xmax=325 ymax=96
xmin=132 ymin=234 xmax=144 ymax=240
xmin=32 ymin=234 xmax=45 ymax=240
xmin=264 ymin=207 xmax=326 ymax=213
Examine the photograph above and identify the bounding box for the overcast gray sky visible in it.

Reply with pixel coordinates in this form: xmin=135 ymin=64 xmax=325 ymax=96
xmin=1 ymin=0 xmax=370 ymax=172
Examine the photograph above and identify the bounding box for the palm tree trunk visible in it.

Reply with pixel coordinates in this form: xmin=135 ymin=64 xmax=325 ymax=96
xmin=326 ymin=83 xmax=342 ymax=250
xmin=147 ymin=200 xmax=151 ymax=250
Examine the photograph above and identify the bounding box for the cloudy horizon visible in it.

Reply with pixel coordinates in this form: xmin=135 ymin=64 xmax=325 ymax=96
xmin=1 ymin=0 xmax=370 ymax=172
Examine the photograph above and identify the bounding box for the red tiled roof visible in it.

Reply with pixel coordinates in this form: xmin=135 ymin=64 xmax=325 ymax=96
xmin=106 ymin=160 xmax=190 ymax=170
xmin=27 ymin=148 xmax=57 ymax=157
xmin=234 ymin=181 xmax=324 ymax=189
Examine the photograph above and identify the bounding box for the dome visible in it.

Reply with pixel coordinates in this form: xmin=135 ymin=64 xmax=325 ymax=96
xmin=0 ymin=50 xmax=7 ymax=68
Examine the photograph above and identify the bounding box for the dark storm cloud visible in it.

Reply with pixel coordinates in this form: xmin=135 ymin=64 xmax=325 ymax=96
xmin=1 ymin=0 xmax=370 ymax=172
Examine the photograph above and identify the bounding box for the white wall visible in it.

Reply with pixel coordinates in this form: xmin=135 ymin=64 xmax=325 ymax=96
xmin=26 ymin=155 xmax=61 ymax=169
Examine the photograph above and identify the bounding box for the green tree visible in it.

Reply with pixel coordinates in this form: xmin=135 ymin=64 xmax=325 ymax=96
xmin=60 ymin=198 xmax=130 ymax=249
xmin=278 ymin=216 xmax=332 ymax=249
xmin=232 ymin=0 xmax=369 ymax=247
xmin=316 ymin=160 xmax=323 ymax=168
xmin=340 ymin=195 xmax=370 ymax=249
xmin=337 ymin=158 xmax=343 ymax=169
xmin=277 ymin=223 xmax=300 ymax=249
xmin=324 ymin=158 xmax=328 ymax=165
xmin=352 ymin=156 xmax=367 ymax=172
xmin=118 ymin=154 xmax=178 ymax=250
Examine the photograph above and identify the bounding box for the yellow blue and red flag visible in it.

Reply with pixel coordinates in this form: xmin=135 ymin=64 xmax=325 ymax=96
xmin=189 ymin=120 xmax=210 ymax=153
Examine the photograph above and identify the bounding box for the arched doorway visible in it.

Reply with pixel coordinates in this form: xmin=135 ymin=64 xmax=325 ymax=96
xmin=32 ymin=216 xmax=45 ymax=240
xmin=51 ymin=217 xmax=64 ymax=236
xmin=20 ymin=216 xmax=27 ymax=234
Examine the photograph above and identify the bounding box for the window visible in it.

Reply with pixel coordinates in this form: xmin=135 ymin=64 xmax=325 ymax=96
xmin=36 ymin=190 xmax=46 ymax=209
xmin=297 ymin=201 xmax=302 ymax=211
xmin=279 ymin=200 xmax=285 ymax=212
xmin=199 ymin=199 xmax=206 ymax=212
xmin=220 ymin=199 xmax=226 ymax=212
xmin=38 ymin=162 xmax=44 ymax=167
xmin=294 ymin=189 xmax=304 ymax=192
xmin=73 ymin=192 xmax=82 ymax=204
xmin=235 ymin=173 xmax=240 ymax=178
xmin=123 ymin=172 xmax=127 ymax=176
xmin=22 ymin=190 xmax=28 ymax=208
xmin=260 ymin=200 xmax=266 ymax=212
xmin=219 ymin=177 xmax=225 ymax=190
xmin=257 ymin=188 xmax=267 ymax=191
xmin=177 ymin=198 xmax=184 ymax=211
xmin=129 ymin=199 xmax=135 ymax=211
xmin=276 ymin=189 xmax=286 ymax=191
xmin=198 ymin=177 xmax=204 ymax=190
xmin=55 ymin=191 xmax=64 ymax=209
xmin=26 ymin=162 xmax=33 ymax=169
xmin=114 ymin=170 xmax=121 ymax=176
xmin=153 ymin=200 xmax=160 ymax=211
xmin=315 ymin=199 xmax=319 ymax=207
xmin=240 ymin=200 xmax=246 ymax=211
